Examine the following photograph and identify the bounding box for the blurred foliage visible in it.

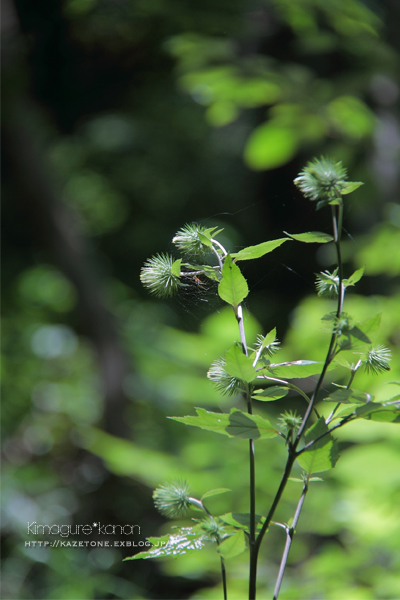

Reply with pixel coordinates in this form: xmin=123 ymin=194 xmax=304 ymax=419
xmin=2 ymin=0 xmax=400 ymax=598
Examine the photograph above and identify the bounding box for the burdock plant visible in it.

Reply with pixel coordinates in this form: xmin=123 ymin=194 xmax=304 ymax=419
xmin=127 ymin=157 xmax=400 ymax=600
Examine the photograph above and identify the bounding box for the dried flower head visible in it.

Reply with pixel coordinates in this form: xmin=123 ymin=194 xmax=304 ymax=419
xmin=153 ymin=480 xmax=192 ymax=519
xmin=140 ymin=253 xmax=182 ymax=298
xmin=364 ymin=345 xmax=391 ymax=375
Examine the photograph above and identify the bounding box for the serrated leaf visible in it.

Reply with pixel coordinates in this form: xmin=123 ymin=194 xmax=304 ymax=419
xmin=225 ymin=345 xmax=257 ymax=383
xmin=345 ymin=267 xmax=364 ymax=286
xmin=219 ymin=513 xmax=265 ymax=532
xmin=201 ymin=488 xmax=231 ymax=501
xmin=125 ymin=530 xmax=205 ymax=560
xmin=252 ymin=386 xmax=289 ymax=401
xmin=169 ymin=408 xmax=277 ymax=440
xmin=218 ymin=254 xmax=248 ymax=309
xmin=324 ymin=388 xmax=373 ymax=404
xmin=297 ymin=417 xmax=340 ymax=473
xmin=341 ymin=181 xmax=364 ymax=194
xmin=218 ymin=530 xmax=247 ymax=559
xmin=284 ymin=231 xmax=334 ymax=244
xmin=231 ymin=238 xmax=290 ymax=261
xmin=265 ymin=360 xmax=328 ymax=379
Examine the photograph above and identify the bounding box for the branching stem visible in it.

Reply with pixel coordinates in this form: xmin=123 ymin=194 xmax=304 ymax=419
xmin=272 ymin=480 xmax=309 ymax=600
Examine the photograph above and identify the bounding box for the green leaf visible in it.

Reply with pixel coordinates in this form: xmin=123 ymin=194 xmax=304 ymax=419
xmin=218 ymin=530 xmax=247 ymax=559
xmin=265 ymin=360 xmax=330 ymax=379
xmin=244 ymin=123 xmax=299 ymax=170
xmin=284 ymin=231 xmax=334 ymax=244
xmin=232 ymin=238 xmax=290 ymax=261
xmin=219 ymin=513 xmax=265 ymax=532
xmin=198 ymin=231 xmax=213 ymax=248
xmin=169 ymin=408 xmax=278 ymax=440
xmin=125 ymin=530 xmax=205 ymax=560
xmin=333 ymin=355 xmax=353 ymax=370
xmin=218 ymin=254 xmax=248 ymax=309
xmin=340 ymin=181 xmax=364 ymax=194
xmin=324 ymin=387 xmax=374 ymax=404
xmin=263 ymin=328 xmax=277 ymax=348
xmin=344 ymin=266 xmax=364 ymax=286
xmin=297 ymin=417 xmax=340 ymax=473
xmin=201 ymin=488 xmax=231 ymax=501
xmin=225 ymin=345 xmax=257 ymax=383
xmin=171 ymin=259 xmax=182 ymax=277
xmin=252 ymin=386 xmax=289 ymax=401
xmin=337 ymin=397 xmax=400 ymax=423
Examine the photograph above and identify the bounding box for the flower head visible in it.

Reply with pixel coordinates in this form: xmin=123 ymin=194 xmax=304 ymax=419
xmin=364 ymin=345 xmax=391 ymax=375
xmin=315 ymin=269 xmax=340 ymax=297
xmin=140 ymin=253 xmax=182 ymax=298
xmin=199 ymin=517 xmax=225 ymax=544
xmin=278 ymin=410 xmax=302 ymax=437
xmin=294 ymin=157 xmax=348 ymax=209
xmin=173 ymin=224 xmax=212 ymax=257
xmin=153 ymin=480 xmax=192 ymax=519
xmin=207 ymin=357 xmax=244 ymax=396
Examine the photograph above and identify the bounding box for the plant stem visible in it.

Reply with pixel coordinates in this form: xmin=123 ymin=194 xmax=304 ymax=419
xmin=249 ymin=450 xmax=296 ymax=599
xmin=272 ymin=481 xmax=308 ymax=600
xmin=235 ymin=303 xmax=257 ymax=598
xmin=250 ymin=201 xmax=345 ymax=599
xmin=221 ymin=555 xmax=228 ymax=600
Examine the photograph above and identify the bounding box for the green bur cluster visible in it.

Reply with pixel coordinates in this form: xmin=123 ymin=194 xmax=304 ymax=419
xmin=131 ymin=157 xmax=399 ymax=600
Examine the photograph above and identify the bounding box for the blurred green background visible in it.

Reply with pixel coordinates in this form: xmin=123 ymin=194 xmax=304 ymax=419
xmin=2 ymin=0 xmax=400 ymax=598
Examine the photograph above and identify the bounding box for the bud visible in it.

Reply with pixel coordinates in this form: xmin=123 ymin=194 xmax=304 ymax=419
xmin=278 ymin=410 xmax=302 ymax=439
xmin=199 ymin=517 xmax=225 ymax=544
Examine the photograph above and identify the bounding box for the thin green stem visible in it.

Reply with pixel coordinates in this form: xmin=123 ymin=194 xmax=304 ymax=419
xmin=272 ymin=481 xmax=308 ymax=600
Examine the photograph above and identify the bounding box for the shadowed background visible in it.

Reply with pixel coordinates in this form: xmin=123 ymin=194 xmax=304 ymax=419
xmin=2 ymin=0 xmax=400 ymax=598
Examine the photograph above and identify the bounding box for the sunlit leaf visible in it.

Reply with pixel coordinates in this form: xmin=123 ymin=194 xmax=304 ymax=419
xmin=297 ymin=417 xmax=340 ymax=473
xmin=244 ymin=123 xmax=299 ymax=170
xmin=252 ymin=386 xmax=289 ymax=401
xmin=324 ymin=387 xmax=374 ymax=404
xmin=171 ymin=259 xmax=182 ymax=277
xmin=125 ymin=529 xmax=206 ymax=560
xmin=284 ymin=231 xmax=334 ymax=244
xmin=218 ymin=254 xmax=248 ymax=309
xmin=341 ymin=181 xmax=364 ymax=194
xmin=344 ymin=267 xmax=365 ymax=286
xmin=225 ymin=345 xmax=257 ymax=383
xmin=219 ymin=513 xmax=265 ymax=532
xmin=201 ymin=488 xmax=231 ymax=501
xmin=265 ymin=360 xmax=329 ymax=379
xmin=169 ymin=408 xmax=278 ymax=439
xmin=218 ymin=530 xmax=247 ymax=559
xmin=232 ymin=238 xmax=290 ymax=261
